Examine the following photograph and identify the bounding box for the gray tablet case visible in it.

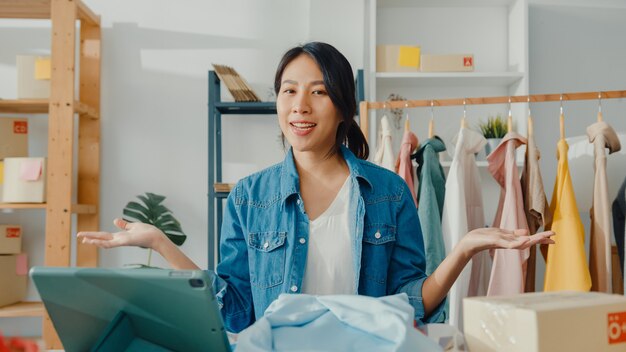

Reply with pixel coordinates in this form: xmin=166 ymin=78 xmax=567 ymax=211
xmin=30 ymin=266 xmax=231 ymax=352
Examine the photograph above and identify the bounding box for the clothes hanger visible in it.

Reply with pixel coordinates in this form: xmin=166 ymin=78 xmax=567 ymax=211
xmin=428 ymin=100 xmax=435 ymax=138
xmin=527 ymin=95 xmax=534 ymax=138
xmin=559 ymin=94 xmax=565 ymax=140
xmin=597 ymin=92 xmax=603 ymax=122
xmin=404 ymin=102 xmax=411 ymax=132
xmin=461 ymin=99 xmax=468 ymax=128
xmin=507 ymin=96 xmax=513 ymax=133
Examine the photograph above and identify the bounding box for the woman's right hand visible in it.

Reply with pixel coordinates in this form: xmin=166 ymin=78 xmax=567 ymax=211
xmin=77 ymin=218 xmax=167 ymax=250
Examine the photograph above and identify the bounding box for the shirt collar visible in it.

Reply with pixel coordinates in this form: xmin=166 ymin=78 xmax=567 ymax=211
xmin=280 ymin=145 xmax=373 ymax=203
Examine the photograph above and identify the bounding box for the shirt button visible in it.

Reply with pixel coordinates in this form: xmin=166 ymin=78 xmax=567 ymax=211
xmin=290 ymin=285 xmax=298 ymax=292
xmin=299 ymin=238 xmax=306 ymax=244
xmin=296 ymin=199 xmax=302 ymax=205
xmin=263 ymin=242 xmax=269 ymax=249
xmin=375 ymin=231 xmax=382 ymax=239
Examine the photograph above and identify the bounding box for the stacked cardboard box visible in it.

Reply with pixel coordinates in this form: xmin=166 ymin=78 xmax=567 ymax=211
xmin=0 ymin=225 xmax=27 ymax=308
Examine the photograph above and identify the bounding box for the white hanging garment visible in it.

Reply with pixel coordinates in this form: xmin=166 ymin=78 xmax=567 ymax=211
xmin=442 ymin=127 xmax=487 ymax=330
xmin=373 ymin=115 xmax=396 ymax=171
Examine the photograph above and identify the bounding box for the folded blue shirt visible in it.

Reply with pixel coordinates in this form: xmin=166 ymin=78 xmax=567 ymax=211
xmin=235 ymin=293 xmax=442 ymax=351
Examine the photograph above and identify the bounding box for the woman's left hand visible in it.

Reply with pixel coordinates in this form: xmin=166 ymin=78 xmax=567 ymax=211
xmin=458 ymin=228 xmax=555 ymax=258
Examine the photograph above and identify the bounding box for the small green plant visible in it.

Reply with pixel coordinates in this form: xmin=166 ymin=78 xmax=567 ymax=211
xmin=123 ymin=192 xmax=186 ymax=266
xmin=478 ymin=115 xmax=507 ymax=139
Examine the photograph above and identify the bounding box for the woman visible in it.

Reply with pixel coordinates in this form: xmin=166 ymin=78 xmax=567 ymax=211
xmin=78 ymin=42 xmax=554 ymax=333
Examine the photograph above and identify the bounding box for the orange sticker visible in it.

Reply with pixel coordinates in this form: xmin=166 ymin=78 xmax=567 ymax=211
xmin=608 ymin=312 xmax=626 ymax=344
xmin=13 ymin=121 xmax=28 ymax=134
xmin=464 ymin=56 xmax=473 ymax=67
xmin=6 ymin=227 xmax=21 ymax=238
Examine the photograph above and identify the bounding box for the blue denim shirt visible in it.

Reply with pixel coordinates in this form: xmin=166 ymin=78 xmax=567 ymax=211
xmin=215 ymin=145 xmax=446 ymax=332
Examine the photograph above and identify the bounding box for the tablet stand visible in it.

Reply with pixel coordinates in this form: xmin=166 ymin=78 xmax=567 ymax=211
xmin=91 ymin=311 xmax=172 ymax=352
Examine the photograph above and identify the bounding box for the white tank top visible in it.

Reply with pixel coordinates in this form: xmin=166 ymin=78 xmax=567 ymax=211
xmin=301 ymin=176 xmax=355 ymax=295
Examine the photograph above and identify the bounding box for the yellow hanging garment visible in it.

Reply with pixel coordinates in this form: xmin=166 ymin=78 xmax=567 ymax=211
xmin=544 ymin=139 xmax=592 ymax=291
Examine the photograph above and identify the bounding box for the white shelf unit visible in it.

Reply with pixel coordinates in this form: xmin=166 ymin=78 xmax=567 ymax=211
xmin=364 ymin=0 xmax=530 ymax=223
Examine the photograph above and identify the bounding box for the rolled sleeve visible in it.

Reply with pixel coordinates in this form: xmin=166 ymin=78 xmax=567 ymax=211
xmin=391 ymin=181 xmax=447 ymax=324
xmin=398 ymin=277 xmax=447 ymax=324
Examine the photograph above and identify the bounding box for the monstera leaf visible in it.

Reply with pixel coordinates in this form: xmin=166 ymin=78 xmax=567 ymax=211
xmin=123 ymin=192 xmax=187 ymax=246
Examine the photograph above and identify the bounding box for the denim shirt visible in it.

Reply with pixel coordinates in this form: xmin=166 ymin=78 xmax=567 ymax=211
xmin=214 ymin=145 xmax=446 ymax=332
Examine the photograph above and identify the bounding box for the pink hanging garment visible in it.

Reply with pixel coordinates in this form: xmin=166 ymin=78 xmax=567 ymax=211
xmin=486 ymin=132 xmax=530 ymax=296
xmin=395 ymin=130 xmax=419 ymax=207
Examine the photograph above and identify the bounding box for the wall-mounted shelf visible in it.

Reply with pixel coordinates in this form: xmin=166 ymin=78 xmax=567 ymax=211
xmin=0 ymin=302 xmax=44 ymax=318
xmin=376 ymin=72 xmax=525 ymax=87
xmin=0 ymin=99 xmax=99 ymax=119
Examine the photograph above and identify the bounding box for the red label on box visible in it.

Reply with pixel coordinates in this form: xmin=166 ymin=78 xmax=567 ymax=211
xmin=13 ymin=121 xmax=28 ymax=134
xmin=608 ymin=312 xmax=626 ymax=344
xmin=464 ymin=56 xmax=473 ymax=67
xmin=6 ymin=227 xmax=21 ymax=238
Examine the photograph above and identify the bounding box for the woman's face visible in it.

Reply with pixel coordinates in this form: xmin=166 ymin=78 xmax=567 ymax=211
xmin=276 ymin=54 xmax=342 ymax=156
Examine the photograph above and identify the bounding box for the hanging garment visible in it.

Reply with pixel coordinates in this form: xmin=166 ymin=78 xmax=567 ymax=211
xmin=236 ymin=293 xmax=443 ymax=352
xmin=413 ymin=136 xmax=446 ymax=275
xmin=442 ymin=127 xmax=487 ymax=329
xmin=486 ymin=132 xmax=530 ymax=296
xmin=613 ymin=177 xmax=626 ymax=280
xmin=544 ymin=139 xmax=592 ymax=292
xmin=587 ymin=121 xmax=621 ymax=293
xmin=374 ymin=115 xmax=396 ymax=171
xmin=395 ymin=130 xmax=419 ymax=207
xmin=520 ymin=129 xmax=552 ymax=292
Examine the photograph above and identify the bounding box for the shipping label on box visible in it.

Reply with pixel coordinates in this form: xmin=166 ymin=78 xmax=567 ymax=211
xmin=0 ymin=118 xmax=29 ymax=160
xmin=0 ymin=225 xmax=22 ymax=254
xmin=421 ymin=54 xmax=474 ymax=72
xmin=17 ymin=55 xmax=51 ymax=99
xmin=0 ymin=254 xmax=28 ymax=308
xmin=464 ymin=291 xmax=626 ymax=352
xmin=2 ymin=157 xmax=46 ymax=203
xmin=377 ymin=45 xmax=421 ymax=72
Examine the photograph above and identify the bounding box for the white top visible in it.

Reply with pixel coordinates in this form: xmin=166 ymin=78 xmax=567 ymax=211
xmin=301 ymin=176 xmax=355 ymax=295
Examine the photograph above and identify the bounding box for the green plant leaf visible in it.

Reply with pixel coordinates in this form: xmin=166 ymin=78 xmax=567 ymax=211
xmin=123 ymin=208 xmax=150 ymax=224
xmin=122 ymin=192 xmax=187 ymax=246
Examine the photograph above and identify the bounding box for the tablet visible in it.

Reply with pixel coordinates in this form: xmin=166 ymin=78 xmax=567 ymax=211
xmin=30 ymin=266 xmax=231 ymax=352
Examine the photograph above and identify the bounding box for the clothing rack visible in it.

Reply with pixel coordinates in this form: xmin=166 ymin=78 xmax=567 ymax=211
xmin=358 ymin=89 xmax=626 ymax=141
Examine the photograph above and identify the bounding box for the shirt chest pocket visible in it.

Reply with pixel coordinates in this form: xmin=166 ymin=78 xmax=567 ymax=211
xmin=361 ymin=224 xmax=396 ymax=285
xmin=248 ymin=231 xmax=287 ymax=289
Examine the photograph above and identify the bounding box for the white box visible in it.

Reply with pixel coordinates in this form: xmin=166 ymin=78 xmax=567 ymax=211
xmin=2 ymin=157 xmax=46 ymax=203
xmin=420 ymin=54 xmax=474 ymax=72
xmin=376 ymin=45 xmax=421 ymax=72
xmin=0 ymin=225 xmax=22 ymax=254
xmin=17 ymin=55 xmax=51 ymax=99
xmin=0 ymin=118 xmax=29 ymax=160
xmin=464 ymin=292 xmax=626 ymax=352
xmin=0 ymin=254 xmax=28 ymax=308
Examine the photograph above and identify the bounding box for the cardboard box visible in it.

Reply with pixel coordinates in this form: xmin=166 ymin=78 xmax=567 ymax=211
xmin=2 ymin=157 xmax=46 ymax=203
xmin=17 ymin=55 xmax=51 ymax=99
xmin=464 ymin=291 xmax=626 ymax=352
xmin=0 ymin=225 xmax=22 ymax=254
xmin=0 ymin=118 xmax=29 ymax=160
xmin=0 ymin=254 xmax=28 ymax=308
xmin=376 ymin=45 xmax=421 ymax=72
xmin=420 ymin=54 xmax=474 ymax=72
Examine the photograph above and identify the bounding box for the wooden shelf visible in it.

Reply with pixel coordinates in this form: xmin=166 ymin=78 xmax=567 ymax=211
xmin=0 ymin=203 xmax=97 ymax=214
xmin=0 ymin=301 xmax=44 ymax=318
xmin=0 ymin=99 xmax=99 ymax=119
xmin=0 ymin=0 xmax=100 ymax=26
xmin=376 ymin=72 xmax=525 ymax=87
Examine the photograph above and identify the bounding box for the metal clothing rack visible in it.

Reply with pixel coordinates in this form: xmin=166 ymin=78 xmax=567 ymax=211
xmin=358 ymin=89 xmax=626 ymax=141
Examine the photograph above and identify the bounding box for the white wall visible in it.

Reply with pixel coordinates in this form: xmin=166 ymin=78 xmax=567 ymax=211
xmin=528 ymin=3 xmax=626 ymax=289
xmin=0 ymin=0 xmax=364 ymax=337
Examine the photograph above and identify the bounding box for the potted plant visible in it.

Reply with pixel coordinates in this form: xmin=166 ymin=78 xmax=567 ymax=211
xmin=477 ymin=114 xmax=507 ymax=158
xmin=123 ymin=192 xmax=186 ymax=267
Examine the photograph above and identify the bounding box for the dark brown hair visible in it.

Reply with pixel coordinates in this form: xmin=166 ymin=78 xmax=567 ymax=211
xmin=274 ymin=42 xmax=369 ymax=160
